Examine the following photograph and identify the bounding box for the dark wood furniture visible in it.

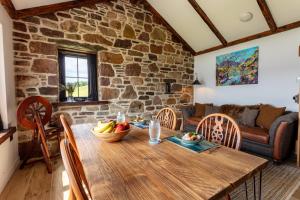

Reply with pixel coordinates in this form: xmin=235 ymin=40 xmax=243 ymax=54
xmin=71 ymin=123 xmax=268 ymax=200
xmin=0 ymin=127 xmax=17 ymax=145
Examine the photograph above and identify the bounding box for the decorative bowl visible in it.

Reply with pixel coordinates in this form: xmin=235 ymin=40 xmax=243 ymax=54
xmin=91 ymin=127 xmax=131 ymax=143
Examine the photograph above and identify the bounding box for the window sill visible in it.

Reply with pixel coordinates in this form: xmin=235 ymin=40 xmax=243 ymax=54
xmin=52 ymin=101 xmax=110 ymax=107
xmin=0 ymin=127 xmax=17 ymax=145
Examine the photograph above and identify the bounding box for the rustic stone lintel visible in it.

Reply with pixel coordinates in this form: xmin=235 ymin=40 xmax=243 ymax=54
xmin=52 ymin=100 xmax=111 ymax=107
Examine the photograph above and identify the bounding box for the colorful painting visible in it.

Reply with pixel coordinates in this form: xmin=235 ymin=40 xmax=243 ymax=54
xmin=216 ymin=46 xmax=259 ymax=86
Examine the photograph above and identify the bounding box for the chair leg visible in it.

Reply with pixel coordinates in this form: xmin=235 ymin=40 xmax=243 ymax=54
xmin=225 ymin=194 xmax=231 ymax=200
xmin=69 ymin=188 xmax=76 ymax=200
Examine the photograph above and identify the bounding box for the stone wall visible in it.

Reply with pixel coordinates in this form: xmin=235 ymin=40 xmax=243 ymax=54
xmin=13 ymin=0 xmax=194 ymax=146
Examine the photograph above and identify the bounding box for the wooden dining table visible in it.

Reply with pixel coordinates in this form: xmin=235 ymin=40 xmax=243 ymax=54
xmin=72 ymin=123 xmax=268 ymax=200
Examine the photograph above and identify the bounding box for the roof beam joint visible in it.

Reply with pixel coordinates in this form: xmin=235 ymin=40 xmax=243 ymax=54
xmin=257 ymin=0 xmax=277 ymax=32
xmin=187 ymin=0 xmax=227 ymax=46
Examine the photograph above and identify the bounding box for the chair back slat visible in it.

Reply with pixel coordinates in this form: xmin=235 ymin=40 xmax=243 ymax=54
xmin=60 ymin=140 xmax=89 ymax=200
xmin=156 ymin=108 xmax=177 ymax=130
xmin=196 ymin=113 xmax=241 ymax=150
xmin=60 ymin=114 xmax=92 ymax=198
xmin=60 ymin=115 xmax=79 ymax=156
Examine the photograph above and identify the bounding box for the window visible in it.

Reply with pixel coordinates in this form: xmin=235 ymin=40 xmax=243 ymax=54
xmin=59 ymin=50 xmax=98 ymax=102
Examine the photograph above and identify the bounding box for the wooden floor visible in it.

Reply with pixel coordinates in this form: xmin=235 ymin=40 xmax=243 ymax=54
xmin=0 ymin=158 xmax=300 ymax=200
xmin=291 ymin=186 xmax=300 ymax=200
xmin=0 ymin=158 xmax=70 ymax=200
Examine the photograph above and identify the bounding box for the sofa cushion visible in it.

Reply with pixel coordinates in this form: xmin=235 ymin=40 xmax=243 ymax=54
xmin=221 ymin=104 xmax=244 ymax=120
xmin=240 ymin=125 xmax=269 ymax=144
xmin=256 ymin=104 xmax=286 ymax=130
xmin=205 ymin=105 xmax=221 ymax=116
xmin=220 ymin=104 xmax=260 ymax=121
xmin=194 ymin=103 xmax=212 ymax=117
xmin=185 ymin=117 xmax=202 ymax=126
xmin=240 ymin=108 xmax=259 ymax=127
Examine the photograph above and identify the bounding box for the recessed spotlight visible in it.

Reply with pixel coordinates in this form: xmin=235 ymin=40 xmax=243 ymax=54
xmin=239 ymin=12 xmax=253 ymax=22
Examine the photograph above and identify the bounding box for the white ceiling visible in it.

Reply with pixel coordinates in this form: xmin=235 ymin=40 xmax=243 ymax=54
xmin=195 ymin=0 xmax=269 ymax=42
xmin=266 ymin=0 xmax=300 ymax=27
xmin=147 ymin=0 xmax=221 ymax=51
xmin=9 ymin=0 xmax=300 ymax=53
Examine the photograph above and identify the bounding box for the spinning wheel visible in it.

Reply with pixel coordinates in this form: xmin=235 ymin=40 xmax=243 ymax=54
xmin=17 ymin=96 xmax=52 ymax=130
xmin=17 ymin=96 xmax=60 ymax=173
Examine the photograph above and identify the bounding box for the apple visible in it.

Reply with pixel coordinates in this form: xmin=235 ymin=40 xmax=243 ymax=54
xmin=114 ymin=124 xmax=125 ymax=133
xmin=122 ymin=122 xmax=130 ymax=130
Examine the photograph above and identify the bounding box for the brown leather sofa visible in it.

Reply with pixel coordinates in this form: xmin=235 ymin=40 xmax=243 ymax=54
xmin=181 ymin=104 xmax=298 ymax=162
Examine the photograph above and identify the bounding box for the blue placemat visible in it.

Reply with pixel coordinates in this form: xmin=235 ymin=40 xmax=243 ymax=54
xmin=167 ymin=136 xmax=219 ymax=153
xmin=130 ymin=122 xmax=149 ymax=129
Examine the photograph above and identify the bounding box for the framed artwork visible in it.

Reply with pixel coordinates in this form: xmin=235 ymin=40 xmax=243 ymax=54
xmin=216 ymin=46 xmax=259 ymax=86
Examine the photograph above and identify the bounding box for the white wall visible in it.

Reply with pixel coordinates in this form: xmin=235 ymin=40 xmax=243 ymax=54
xmin=0 ymin=6 xmax=19 ymax=194
xmin=194 ymin=28 xmax=300 ymax=111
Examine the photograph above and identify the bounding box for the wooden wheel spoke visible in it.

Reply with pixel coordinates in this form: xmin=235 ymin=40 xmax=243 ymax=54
xmin=17 ymin=96 xmax=53 ymax=130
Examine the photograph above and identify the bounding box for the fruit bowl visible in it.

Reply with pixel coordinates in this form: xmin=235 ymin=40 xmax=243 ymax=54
xmin=91 ymin=121 xmax=131 ymax=143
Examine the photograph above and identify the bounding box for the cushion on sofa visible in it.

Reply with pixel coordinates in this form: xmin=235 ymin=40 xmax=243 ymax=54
xmin=221 ymin=104 xmax=244 ymax=120
xmin=194 ymin=103 xmax=212 ymax=117
xmin=185 ymin=116 xmax=202 ymax=126
xmin=220 ymin=104 xmax=260 ymax=121
xmin=240 ymin=108 xmax=259 ymax=127
xmin=205 ymin=105 xmax=221 ymax=116
xmin=256 ymin=105 xmax=286 ymax=130
xmin=240 ymin=125 xmax=269 ymax=144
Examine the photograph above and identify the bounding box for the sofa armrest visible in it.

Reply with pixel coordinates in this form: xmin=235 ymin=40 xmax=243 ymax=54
xmin=269 ymin=112 xmax=298 ymax=145
xmin=269 ymin=112 xmax=298 ymax=161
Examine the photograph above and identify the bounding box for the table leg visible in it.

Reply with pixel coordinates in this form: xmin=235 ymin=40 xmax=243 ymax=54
xmin=259 ymin=171 xmax=262 ymax=200
xmin=253 ymin=175 xmax=256 ymax=200
xmin=244 ymin=181 xmax=248 ymax=200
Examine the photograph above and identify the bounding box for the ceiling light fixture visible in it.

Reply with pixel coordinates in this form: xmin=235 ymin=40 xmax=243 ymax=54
xmin=239 ymin=12 xmax=253 ymax=22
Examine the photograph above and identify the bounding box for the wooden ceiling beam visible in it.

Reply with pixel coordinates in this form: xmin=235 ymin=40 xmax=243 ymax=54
xmin=14 ymin=0 xmax=109 ymax=19
xmin=257 ymin=0 xmax=277 ymax=32
xmin=143 ymin=0 xmax=195 ymax=55
xmin=0 ymin=0 xmax=16 ymax=18
xmin=187 ymin=0 xmax=227 ymax=46
xmin=196 ymin=20 xmax=300 ymax=55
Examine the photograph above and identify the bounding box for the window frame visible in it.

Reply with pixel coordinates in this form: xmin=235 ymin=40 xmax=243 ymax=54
xmin=58 ymin=50 xmax=98 ymax=102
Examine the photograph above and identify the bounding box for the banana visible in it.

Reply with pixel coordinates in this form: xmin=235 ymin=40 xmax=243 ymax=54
xmin=102 ymin=125 xmax=114 ymax=133
xmin=95 ymin=121 xmax=113 ymax=133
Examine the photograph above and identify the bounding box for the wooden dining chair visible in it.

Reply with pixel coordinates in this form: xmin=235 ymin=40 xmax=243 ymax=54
xmin=60 ymin=115 xmax=79 ymax=156
xmin=196 ymin=113 xmax=241 ymax=150
xmin=156 ymin=107 xmax=177 ymax=130
xmin=60 ymin=140 xmax=90 ymax=200
xmin=196 ymin=113 xmax=243 ymax=200
xmin=60 ymin=114 xmax=92 ymax=198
